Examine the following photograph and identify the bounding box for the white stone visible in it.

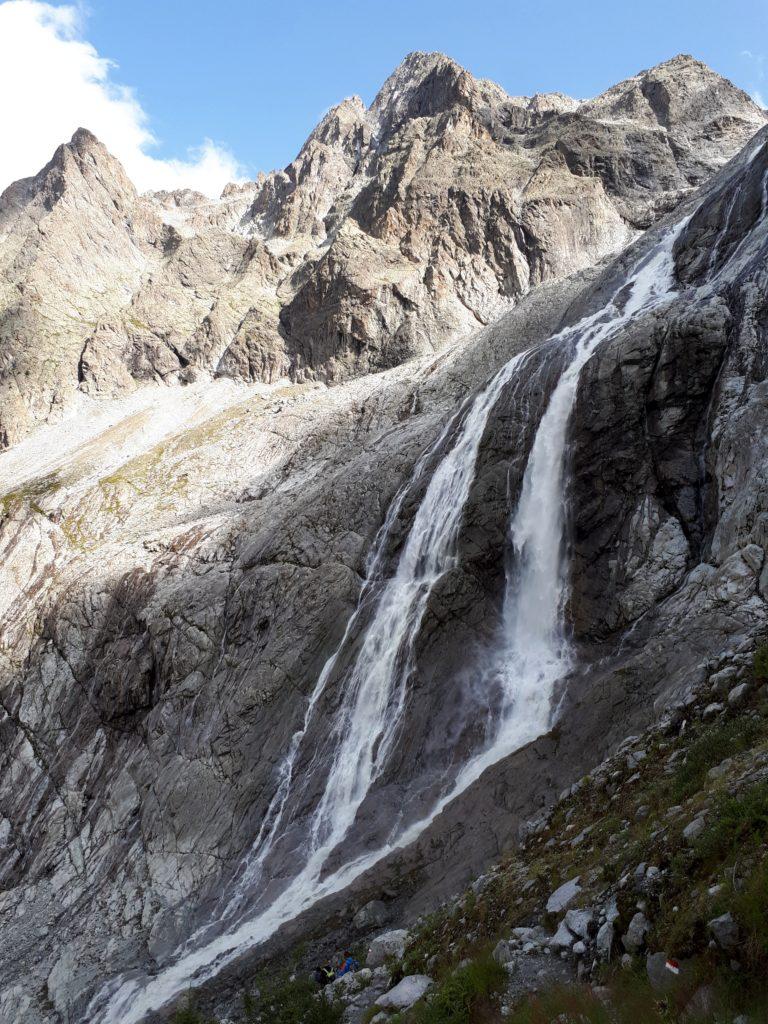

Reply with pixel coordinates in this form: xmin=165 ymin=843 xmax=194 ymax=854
xmin=366 ymin=929 xmax=408 ymax=967
xmin=546 ymin=876 xmax=581 ymax=914
xmin=376 ymin=975 xmax=433 ymax=1010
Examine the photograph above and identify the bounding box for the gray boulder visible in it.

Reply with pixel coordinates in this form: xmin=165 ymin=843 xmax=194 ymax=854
xmin=707 ymin=912 xmax=740 ymax=952
xmin=646 ymin=952 xmax=692 ymax=993
xmin=376 ymin=975 xmax=433 ymax=1010
xmin=622 ymin=912 xmax=650 ymax=954
xmin=728 ymin=683 xmax=751 ymax=708
xmin=550 ymin=919 xmax=576 ymax=951
xmin=353 ymin=900 xmax=389 ymax=930
xmin=546 ymin=876 xmax=582 ymax=914
xmin=564 ymin=908 xmax=596 ymax=940
xmin=596 ymin=920 xmax=615 ymax=960
xmin=366 ymin=929 xmax=408 ymax=968
xmin=683 ymin=816 xmax=707 ymax=843
xmin=709 ymin=666 xmax=738 ymax=696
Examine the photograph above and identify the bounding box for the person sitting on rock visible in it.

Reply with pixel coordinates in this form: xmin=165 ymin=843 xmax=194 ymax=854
xmin=313 ymin=963 xmax=335 ymax=987
xmin=335 ymin=951 xmax=360 ymax=977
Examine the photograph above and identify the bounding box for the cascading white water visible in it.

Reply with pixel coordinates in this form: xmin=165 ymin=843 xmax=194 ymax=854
xmin=90 ymin=222 xmax=685 ymax=1024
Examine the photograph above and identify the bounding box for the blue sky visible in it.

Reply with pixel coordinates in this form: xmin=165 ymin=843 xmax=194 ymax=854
xmin=0 ymin=0 xmax=766 ymax=195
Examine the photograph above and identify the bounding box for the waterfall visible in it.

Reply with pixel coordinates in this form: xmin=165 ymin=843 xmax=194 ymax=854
xmin=89 ymin=222 xmax=684 ymax=1024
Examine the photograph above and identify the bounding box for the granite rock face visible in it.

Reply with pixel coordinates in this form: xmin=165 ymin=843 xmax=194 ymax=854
xmin=0 ymin=53 xmax=767 ymax=1024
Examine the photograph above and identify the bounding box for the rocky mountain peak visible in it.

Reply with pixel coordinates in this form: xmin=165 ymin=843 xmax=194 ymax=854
xmin=294 ymin=95 xmax=369 ymax=163
xmin=43 ymin=126 xmax=136 ymax=201
xmin=582 ymin=52 xmax=766 ymax=137
xmin=0 ymin=126 xmax=138 ymax=230
xmin=369 ymin=50 xmax=494 ymax=130
xmin=0 ymin=53 xmax=765 ymax=452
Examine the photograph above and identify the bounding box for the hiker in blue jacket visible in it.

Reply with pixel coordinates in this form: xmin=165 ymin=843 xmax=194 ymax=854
xmin=335 ymin=951 xmax=360 ymax=977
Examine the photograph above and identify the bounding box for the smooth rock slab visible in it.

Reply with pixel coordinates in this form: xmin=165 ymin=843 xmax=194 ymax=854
xmin=546 ymin=876 xmax=581 ymax=914
xmin=376 ymin=975 xmax=433 ymax=1010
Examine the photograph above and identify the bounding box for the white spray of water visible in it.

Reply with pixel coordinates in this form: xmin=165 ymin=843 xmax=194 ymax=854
xmin=90 ymin=223 xmax=685 ymax=1024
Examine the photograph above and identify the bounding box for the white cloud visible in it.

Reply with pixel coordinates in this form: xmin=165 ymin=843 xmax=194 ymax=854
xmin=0 ymin=1 xmax=245 ymax=196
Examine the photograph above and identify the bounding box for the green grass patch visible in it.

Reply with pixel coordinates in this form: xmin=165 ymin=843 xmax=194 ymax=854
xmin=730 ymin=857 xmax=768 ymax=972
xmin=170 ymin=995 xmax=217 ymax=1024
xmin=694 ymin=781 xmax=768 ymax=866
xmin=243 ymin=971 xmax=343 ymax=1024
xmin=665 ymin=716 xmax=763 ymax=803
xmin=409 ymin=952 xmax=506 ymax=1024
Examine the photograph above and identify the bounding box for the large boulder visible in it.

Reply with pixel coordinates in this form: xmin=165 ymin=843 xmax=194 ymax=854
xmin=546 ymin=876 xmax=582 ymax=914
xmin=708 ymin=912 xmax=740 ymax=952
xmin=375 ymin=975 xmax=433 ymax=1011
xmin=353 ymin=900 xmax=390 ymax=930
xmin=366 ymin=929 xmax=409 ymax=968
xmin=646 ymin=952 xmax=694 ymax=994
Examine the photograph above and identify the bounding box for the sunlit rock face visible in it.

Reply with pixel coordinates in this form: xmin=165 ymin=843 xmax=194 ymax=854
xmin=0 ymin=53 xmax=764 ymax=448
xmin=0 ymin=49 xmax=767 ymax=1024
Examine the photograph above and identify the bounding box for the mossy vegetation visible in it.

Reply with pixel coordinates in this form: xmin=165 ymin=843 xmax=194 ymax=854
xmin=170 ymin=972 xmax=344 ymax=1024
xmin=663 ymin=715 xmax=763 ymax=803
xmin=410 ymin=953 xmax=506 ymax=1024
xmin=241 ymin=972 xmax=343 ymax=1024
xmin=0 ymin=472 xmax=62 ymax=514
